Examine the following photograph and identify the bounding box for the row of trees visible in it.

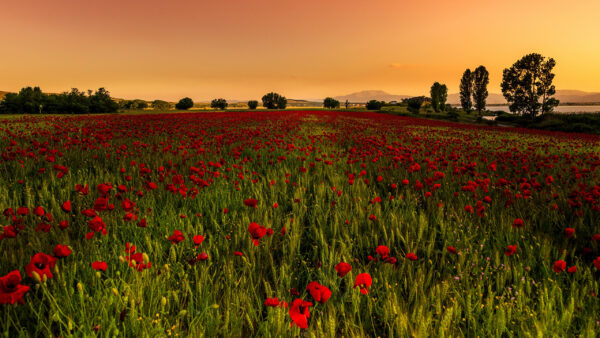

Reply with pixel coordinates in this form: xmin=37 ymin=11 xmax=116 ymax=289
xmin=0 ymin=87 xmax=119 ymax=114
xmin=173 ymin=92 xmax=288 ymax=111
xmin=457 ymin=53 xmax=558 ymax=118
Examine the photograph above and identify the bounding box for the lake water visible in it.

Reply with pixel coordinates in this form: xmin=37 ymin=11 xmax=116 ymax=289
xmin=488 ymin=105 xmax=600 ymax=114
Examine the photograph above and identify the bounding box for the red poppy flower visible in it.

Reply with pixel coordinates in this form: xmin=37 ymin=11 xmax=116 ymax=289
xmin=305 ymin=281 xmax=332 ymax=304
xmin=594 ymin=257 xmax=600 ymax=270
xmin=553 ymin=260 xmax=566 ymax=273
xmin=335 ymin=262 xmax=352 ymax=277
xmin=265 ymin=297 xmax=285 ymax=307
xmin=125 ymin=242 xmax=136 ymax=254
xmin=384 ymin=257 xmax=397 ymax=264
xmin=504 ymin=245 xmax=517 ymax=256
xmin=33 ymin=206 xmax=45 ymax=217
xmin=1 ymin=225 xmax=17 ymax=239
xmin=193 ymin=235 xmax=205 ymax=247
xmin=248 ymin=222 xmax=267 ymax=246
xmin=513 ymin=218 xmax=524 ymax=228
xmin=92 ymin=261 xmax=107 ymax=271
xmin=53 ymin=244 xmax=72 ymax=258
xmin=354 ymin=273 xmax=372 ymax=294
xmin=197 ymin=252 xmax=209 ymax=261
xmin=375 ymin=245 xmax=389 ymax=259
xmin=244 ymin=198 xmax=258 ymax=208
xmin=58 ymin=201 xmax=71 ymax=213
xmin=369 ymin=214 xmax=377 ymax=221
xmin=137 ymin=219 xmax=147 ymax=227
xmin=406 ymin=252 xmax=418 ymax=261
xmin=168 ymin=230 xmax=185 ymax=244
xmin=564 ymin=228 xmax=575 ymax=238
xmin=446 ymin=246 xmax=457 ymax=255
xmin=122 ymin=199 xmax=135 ymax=212
xmin=26 ymin=253 xmax=57 ymax=280
xmin=233 ymin=251 xmax=243 ymax=256
xmin=567 ymin=266 xmax=577 ymax=274
xmin=97 ymin=183 xmax=112 ymax=196
xmin=16 ymin=207 xmax=29 ymax=216
xmin=289 ymin=298 xmax=313 ymax=329
xmin=0 ymin=271 xmax=30 ymax=304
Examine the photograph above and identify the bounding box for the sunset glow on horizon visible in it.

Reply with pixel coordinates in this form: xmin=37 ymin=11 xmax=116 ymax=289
xmin=1 ymin=0 xmax=599 ymax=101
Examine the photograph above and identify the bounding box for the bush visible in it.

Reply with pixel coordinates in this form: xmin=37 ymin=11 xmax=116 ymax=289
xmin=210 ymin=98 xmax=228 ymax=110
xmin=365 ymin=100 xmax=384 ymax=110
xmin=405 ymin=97 xmax=426 ymax=114
xmin=323 ymin=97 xmax=340 ymax=109
xmin=152 ymin=100 xmax=171 ymax=110
xmin=175 ymin=97 xmax=194 ymax=110
xmin=248 ymin=100 xmax=258 ymax=109
xmin=262 ymin=92 xmax=287 ymax=109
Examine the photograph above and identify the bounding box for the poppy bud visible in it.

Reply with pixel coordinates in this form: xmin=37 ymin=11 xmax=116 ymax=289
xmin=161 ymin=297 xmax=167 ymax=308
xmin=31 ymin=270 xmax=42 ymax=283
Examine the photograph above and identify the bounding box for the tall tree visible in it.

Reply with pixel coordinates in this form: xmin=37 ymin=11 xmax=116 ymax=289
xmin=430 ymin=82 xmax=441 ymax=112
xmin=430 ymin=83 xmax=448 ymax=112
xmin=501 ymin=53 xmax=559 ymax=118
xmin=439 ymin=84 xmax=448 ymax=111
xmin=472 ymin=66 xmax=489 ymax=116
xmin=459 ymin=69 xmax=473 ymax=114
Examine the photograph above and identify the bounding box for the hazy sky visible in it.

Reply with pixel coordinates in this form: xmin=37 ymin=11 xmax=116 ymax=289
xmin=1 ymin=0 xmax=599 ymax=101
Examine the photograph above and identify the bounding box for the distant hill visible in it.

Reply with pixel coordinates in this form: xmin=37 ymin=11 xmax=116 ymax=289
xmin=334 ymin=90 xmax=411 ymax=103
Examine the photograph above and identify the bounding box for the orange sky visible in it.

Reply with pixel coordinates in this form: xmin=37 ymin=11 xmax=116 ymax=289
xmin=1 ymin=0 xmax=599 ymax=101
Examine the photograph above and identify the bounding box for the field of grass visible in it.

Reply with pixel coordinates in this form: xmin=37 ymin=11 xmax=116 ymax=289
xmin=0 ymin=110 xmax=599 ymax=336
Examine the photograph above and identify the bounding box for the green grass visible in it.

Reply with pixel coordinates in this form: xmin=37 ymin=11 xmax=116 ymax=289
xmin=0 ymin=111 xmax=599 ymax=336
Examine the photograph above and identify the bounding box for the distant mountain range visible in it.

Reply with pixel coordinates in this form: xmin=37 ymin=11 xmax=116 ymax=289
xmin=335 ymin=89 xmax=600 ymax=105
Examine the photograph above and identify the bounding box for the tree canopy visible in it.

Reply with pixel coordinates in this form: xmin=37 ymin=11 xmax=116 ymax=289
xmin=472 ymin=66 xmax=489 ymax=116
xmin=459 ymin=69 xmax=473 ymax=114
xmin=262 ymin=92 xmax=287 ymax=109
xmin=430 ymin=82 xmax=448 ymax=112
xmin=323 ymin=97 xmax=340 ymax=109
xmin=501 ymin=53 xmax=559 ymax=118
xmin=210 ymin=98 xmax=228 ymax=110
xmin=175 ymin=97 xmax=194 ymax=110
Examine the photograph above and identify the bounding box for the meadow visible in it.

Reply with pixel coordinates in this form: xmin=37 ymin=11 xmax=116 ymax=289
xmin=0 ymin=110 xmax=599 ymax=337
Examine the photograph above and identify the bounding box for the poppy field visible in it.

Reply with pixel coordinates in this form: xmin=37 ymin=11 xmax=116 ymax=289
xmin=1 ymin=110 xmax=599 ymax=336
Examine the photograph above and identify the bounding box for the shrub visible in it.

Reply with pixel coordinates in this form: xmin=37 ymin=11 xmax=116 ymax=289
xmin=175 ymin=97 xmax=194 ymax=110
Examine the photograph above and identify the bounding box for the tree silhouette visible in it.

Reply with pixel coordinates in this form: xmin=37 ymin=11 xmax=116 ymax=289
xmin=501 ymin=53 xmax=559 ymax=118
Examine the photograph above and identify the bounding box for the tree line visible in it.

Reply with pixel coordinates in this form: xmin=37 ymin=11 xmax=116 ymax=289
xmin=0 ymin=53 xmax=559 ymax=117
xmin=459 ymin=53 xmax=557 ymax=118
xmin=0 ymin=87 xmax=119 ymax=114
xmin=174 ymin=92 xmax=288 ymax=110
